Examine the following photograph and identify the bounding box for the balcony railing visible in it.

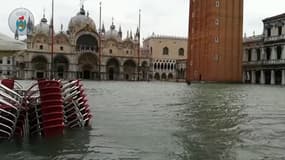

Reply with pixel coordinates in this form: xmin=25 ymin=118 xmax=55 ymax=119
xmin=264 ymin=34 xmax=285 ymax=42
xmin=243 ymin=59 xmax=285 ymax=66
xmin=76 ymin=45 xmax=98 ymax=54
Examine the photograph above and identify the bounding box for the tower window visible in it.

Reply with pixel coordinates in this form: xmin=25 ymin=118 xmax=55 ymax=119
xmin=216 ymin=1 xmax=220 ymax=7
xmin=215 ymin=37 xmax=219 ymax=43
xmin=60 ymin=46 xmax=64 ymax=51
xmin=40 ymin=45 xmax=43 ymax=50
xmin=215 ymin=18 xmax=219 ymax=25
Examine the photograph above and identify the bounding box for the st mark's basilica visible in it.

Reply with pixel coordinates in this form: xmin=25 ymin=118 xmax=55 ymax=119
xmin=14 ymin=6 xmax=151 ymax=80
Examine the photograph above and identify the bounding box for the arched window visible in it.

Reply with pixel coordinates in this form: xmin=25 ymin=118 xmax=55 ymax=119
xmin=109 ymin=49 xmax=113 ymax=54
xmin=179 ymin=48 xmax=184 ymax=56
xmin=158 ymin=63 xmax=160 ymax=70
xmin=163 ymin=47 xmax=169 ymax=55
xmin=154 ymin=63 xmax=157 ymax=70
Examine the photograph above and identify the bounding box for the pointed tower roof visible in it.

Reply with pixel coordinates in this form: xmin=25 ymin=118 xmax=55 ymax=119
xmin=102 ymin=23 xmax=106 ymax=33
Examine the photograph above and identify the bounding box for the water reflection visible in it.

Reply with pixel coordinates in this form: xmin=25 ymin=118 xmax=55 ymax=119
xmin=175 ymin=84 xmax=247 ymax=160
xmin=0 ymin=129 xmax=91 ymax=160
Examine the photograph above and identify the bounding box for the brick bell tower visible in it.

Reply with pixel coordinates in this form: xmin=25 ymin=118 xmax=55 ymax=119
xmin=187 ymin=0 xmax=244 ymax=82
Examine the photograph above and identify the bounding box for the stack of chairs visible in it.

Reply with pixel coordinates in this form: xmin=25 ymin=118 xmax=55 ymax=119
xmin=0 ymin=79 xmax=24 ymax=140
xmin=62 ymin=80 xmax=92 ymax=128
xmin=26 ymin=80 xmax=64 ymax=137
xmin=0 ymin=79 xmax=92 ymax=140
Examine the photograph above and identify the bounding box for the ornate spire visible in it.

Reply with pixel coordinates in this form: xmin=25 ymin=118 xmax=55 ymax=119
xmin=61 ymin=24 xmax=63 ymax=32
xmin=27 ymin=16 xmax=34 ymax=35
xmin=135 ymin=26 xmax=140 ymax=38
xmin=110 ymin=17 xmax=115 ymax=30
xmin=41 ymin=9 xmax=48 ymax=23
xmin=118 ymin=25 xmax=122 ymax=38
xmin=15 ymin=28 xmax=19 ymax=40
xmin=79 ymin=4 xmax=86 ymax=15
xmin=102 ymin=23 xmax=105 ymax=33
xmin=130 ymin=30 xmax=133 ymax=39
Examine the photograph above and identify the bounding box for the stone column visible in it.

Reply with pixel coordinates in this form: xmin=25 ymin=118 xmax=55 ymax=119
xmin=261 ymin=48 xmax=266 ymax=60
xmin=243 ymin=50 xmax=248 ymax=62
xmin=260 ymin=70 xmax=265 ymax=84
xmin=282 ymin=45 xmax=285 ymax=59
xmin=282 ymin=70 xmax=285 ymax=85
xmin=251 ymin=70 xmax=256 ymax=84
xmin=271 ymin=70 xmax=275 ymax=85
xmin=271 ymin=46 xmax=277 ymax=60
xmin=252 ymin=49 xmax=257 ymax=61
xmin=242 ymin=71 xmax=246 ymax=83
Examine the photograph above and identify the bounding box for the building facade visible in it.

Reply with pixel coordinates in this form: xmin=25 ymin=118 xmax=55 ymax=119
xmin=0 ymin=33 xmax=26 ymax=78
xmin=187 ymin=0 xmax=243 ymax=82
xmin=14 ymin=6 xmax=151 ymax=80
xmin=243 ymin=13 xmax=285 ymax=85
xmin=143 ymin=35 xmax=187 ymax=81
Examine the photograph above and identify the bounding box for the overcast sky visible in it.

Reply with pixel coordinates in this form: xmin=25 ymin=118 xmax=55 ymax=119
xmin=0 ymin=0 xmax=285 ymax=40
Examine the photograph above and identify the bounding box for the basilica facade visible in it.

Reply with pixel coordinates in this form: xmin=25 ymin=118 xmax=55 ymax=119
xmin=14 ymin=6 xmax=151 ymax=80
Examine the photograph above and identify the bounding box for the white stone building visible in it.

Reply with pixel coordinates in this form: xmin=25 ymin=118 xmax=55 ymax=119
xmin=143 ymin=35 xmax=188 ymax=81
xmin=0 ymin=33 xmax=26 ymax=78
xmin=243 ymin=13 xmax=285 ymax=85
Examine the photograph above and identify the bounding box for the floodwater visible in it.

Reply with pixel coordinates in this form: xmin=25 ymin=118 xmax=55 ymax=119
xmin=1 ymin=81 xmax=285 ymax=160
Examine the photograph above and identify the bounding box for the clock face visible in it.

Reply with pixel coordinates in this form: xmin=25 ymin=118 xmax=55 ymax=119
xmin=8 ymin=8 xmax=35 ymax=36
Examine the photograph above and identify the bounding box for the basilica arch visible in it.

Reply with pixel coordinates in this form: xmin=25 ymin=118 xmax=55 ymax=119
xmin=141 ymin=61 xmax=148 ymax=81
xmin=75 ymin=33 xmax=99 ymax=52
xmin=106 ymin=58 xmax=120 ymax=80
xmin=31 ymin=55 xmax=48 ymax=79
xmin=154 ymin=73 xmax=160 ymax=80
xmin=78 ymin=53 xmax=98 ymax=80
xmin=123 ymin=59 xmax=137 ymax=81
xmin=54 ymin=54 xmax=69 ymax=79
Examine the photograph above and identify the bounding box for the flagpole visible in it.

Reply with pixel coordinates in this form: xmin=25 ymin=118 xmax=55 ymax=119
xmin=50 ymin=0 xmax=54 ymax=79
xmin=137 ymin=9 xmax=141 ymax=81
xmin=98 ymin=1 xmax=102 ymax=80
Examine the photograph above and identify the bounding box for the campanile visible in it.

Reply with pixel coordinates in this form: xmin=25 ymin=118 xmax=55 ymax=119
xmin=187 ymin=0 xmax=243 ymax=82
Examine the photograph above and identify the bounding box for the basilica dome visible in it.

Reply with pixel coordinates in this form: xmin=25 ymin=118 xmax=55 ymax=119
xmin=105 ymin=23 xmax=121 ymax=40
xmin=68 ymin=6 xmax=96 ymax=34
xmin=34 ymin=16 xmax=50 ymax=35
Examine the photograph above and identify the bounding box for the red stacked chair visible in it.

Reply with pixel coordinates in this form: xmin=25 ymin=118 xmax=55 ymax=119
xmin=62 ymin=80 xmax=92 ymax=128
xmin=37 ymin=80 xmax=64 ymax=137
xmin=0 ymin=79 xmax=23 ymax=140
xmin=1 ymin=79 xmax=15 ymax=90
